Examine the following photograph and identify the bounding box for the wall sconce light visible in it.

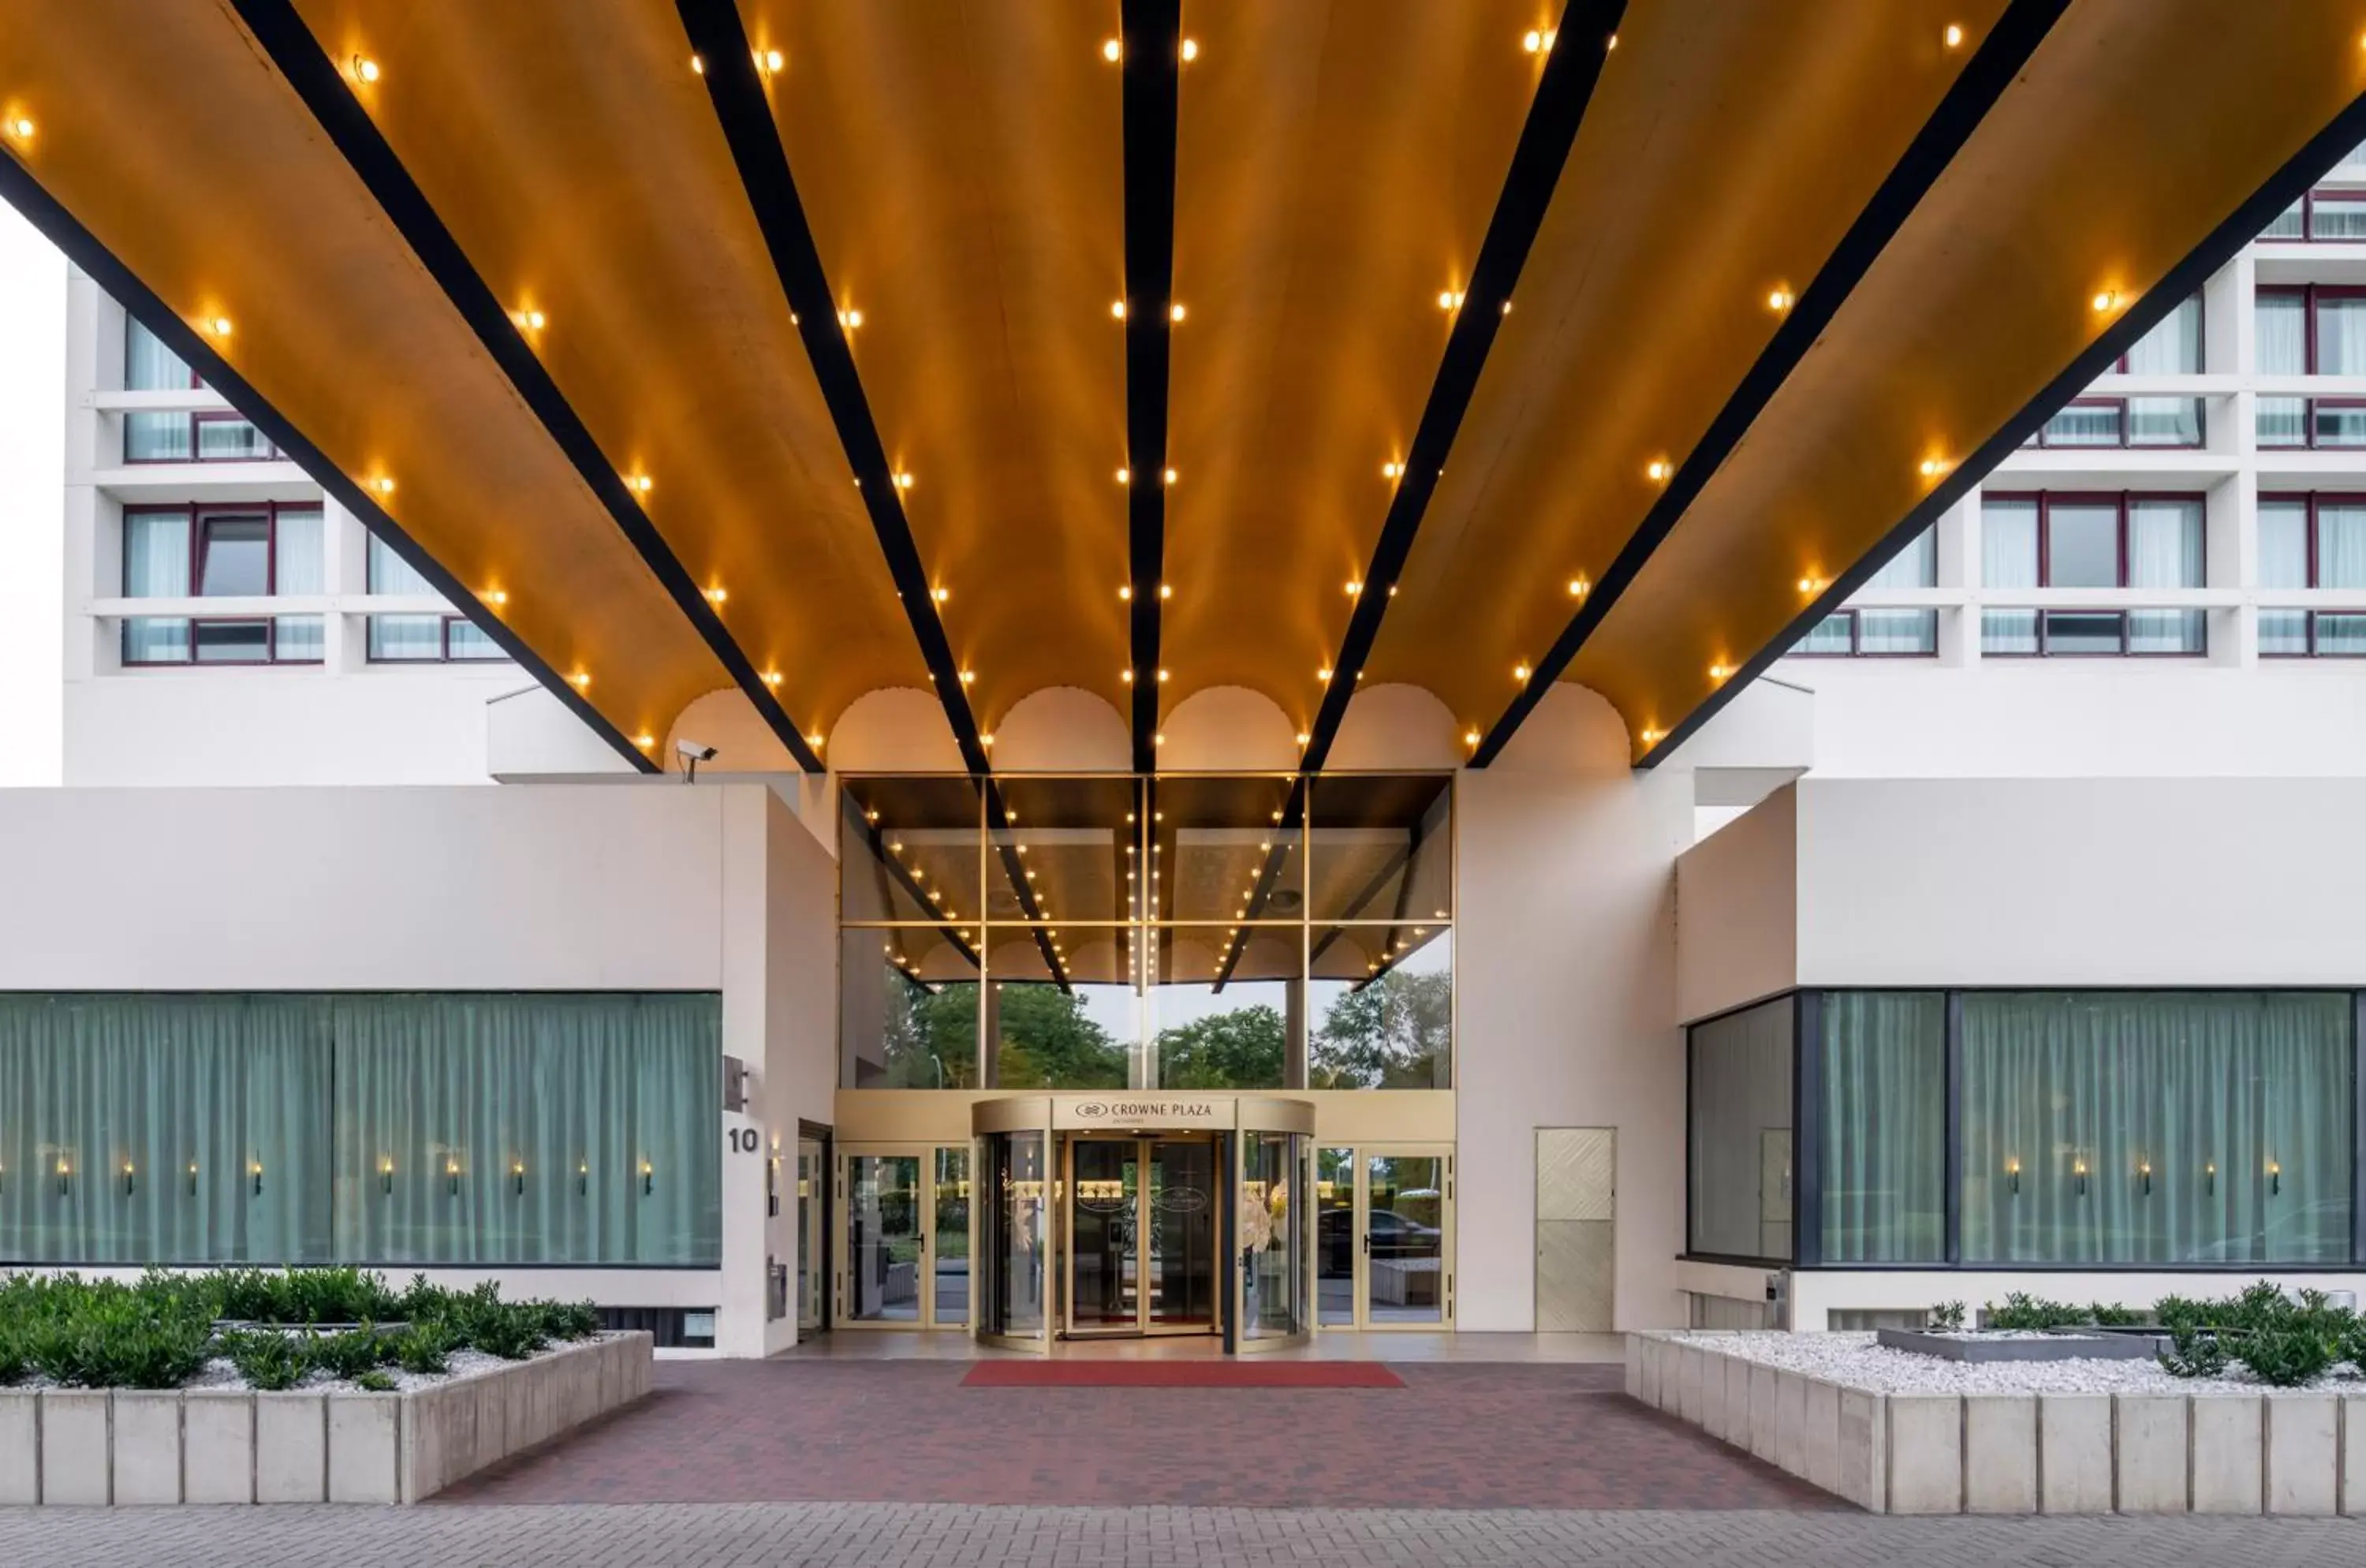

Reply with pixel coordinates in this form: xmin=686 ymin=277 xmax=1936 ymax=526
xmin=512 ymin=1159 xmax=526 ymax=1197
xmin=446 ymin=1157 xmax=461 ymax=1197
xmin=2268 ymin=1159 xmax=2282 ymax=1197
xmin=767 ymin=1154 xmax=780 ymax=1218
xmin=2004 ymin=1156 xmax=2020 ymax=1197
xmin=578 ymin=1159 xmax=589 ymax=1197
xmin=641 ymin=1159 xmax=655 ymax=1197
xmin=187 ymin=1161 xmax=199 ymax=1197
xmin=379 ymin=1156 xmax=394 ymax=1196
xmin=2205 ymin=1161 xmax=2216 ymax=1197
xmin=250 ymin=1160 xmax=263 ymax=1197
xmin=122 ymin=1160 xmax=136 ymax=1198
xmin=2138 ymin=1159 xmax=2152 ymax=1197
xmin=56 ymin=1157 xmax=70 ymax=1198
xmin=2072 ymin=1156 xmax=2088 ymax=1197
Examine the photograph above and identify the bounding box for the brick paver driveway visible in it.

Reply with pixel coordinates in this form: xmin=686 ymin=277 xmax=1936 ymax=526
xmin=0 ymin=1503 xmax=2359 ymax=1566
xmin=434 ymin=1358 xmax=1833 ymax=1509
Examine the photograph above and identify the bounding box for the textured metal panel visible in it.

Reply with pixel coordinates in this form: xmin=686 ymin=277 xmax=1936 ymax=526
xmin=1536 ymin=1127 xmax=1615 ymax=1221
xmin=1535 ymin=1128 xmax=1614 ymax=1332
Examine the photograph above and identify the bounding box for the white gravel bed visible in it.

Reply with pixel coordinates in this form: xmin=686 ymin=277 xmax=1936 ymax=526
xmin=4 ymin=1336 xmax=596 ymax=1395
xmin=1678 ymin=1330 xmax=2366 ymax=1398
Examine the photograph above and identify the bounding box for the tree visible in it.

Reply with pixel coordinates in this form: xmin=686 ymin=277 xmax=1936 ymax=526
xmin=991 ymin=984 xmax=1129 ymax=1088
xmin=1311 ymin=970 xmax=1451 ymax=1088
xmin=1156 ymin=1006 xmax=1286 ymax=1089
xmin=879 ymin=976 xmax=980 ymax=1087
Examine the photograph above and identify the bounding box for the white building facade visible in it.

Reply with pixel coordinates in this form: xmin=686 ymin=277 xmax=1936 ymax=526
xmin=10 ymin=162 xmax=2366 ymax=1355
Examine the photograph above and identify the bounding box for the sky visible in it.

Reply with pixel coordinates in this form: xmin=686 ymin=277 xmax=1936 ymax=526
xmin=0 ymin=200 xmax=63 ymax=786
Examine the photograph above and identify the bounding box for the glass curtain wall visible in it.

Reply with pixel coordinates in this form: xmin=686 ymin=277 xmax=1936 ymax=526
xmin=838 ymin=774 xmax=1454 ymax=1091
xmin=0 ymin=992 xmax=719 ymax=1265
xmin=1688 ymin=989 xmax=2360 ymax=1268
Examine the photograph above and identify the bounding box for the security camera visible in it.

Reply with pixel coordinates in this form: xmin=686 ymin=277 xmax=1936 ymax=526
xmin=676 ymin=740 xmax=718 ymax=763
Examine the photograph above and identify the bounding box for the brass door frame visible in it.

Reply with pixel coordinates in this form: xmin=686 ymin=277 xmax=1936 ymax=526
xmin=834 ymin=1141 xmax=968 ymax=1332
xmin=1060 ymin=1132 xmax=1224 ymax=1339
xmin=1353 ymin=1143 xmax=1455 ymax=1332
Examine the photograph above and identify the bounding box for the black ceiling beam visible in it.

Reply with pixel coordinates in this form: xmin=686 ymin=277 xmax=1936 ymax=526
xmin=1472 ymin=0 xmax=2069 ymax=770
xmin=1634 ymin=99 xmax=2366 ymax=768
xmin=1297 ymin=0 xmax=1625 ymax=776
xmin=860 ymin=823 xmax=982 ymax=972
xmin=1208 ymin=777 xmax=1307 ymax=994
xmin=0 ymin=130 xmax=656 ymax=775
xmin=1121 ymin=0 xmax=1181 ymax=774
xmin=235 ymin=0 xmax=823 ymax=773
xmin=679 ymin=0 xmax=1067 ymax=987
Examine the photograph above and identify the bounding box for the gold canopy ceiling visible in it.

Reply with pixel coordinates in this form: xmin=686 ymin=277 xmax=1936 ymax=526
xmin=4 ymin=0 xmax=2363 ymax=773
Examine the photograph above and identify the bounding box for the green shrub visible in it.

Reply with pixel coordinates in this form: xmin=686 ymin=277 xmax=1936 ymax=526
xmin=533 ymin=1300 xmax=601 ymax=1342
xmin=1926 ymin=1301 xmax=1967 ymax=1331
xmin=213 ymin=1267 xmax=403 ymax=1327
xmin=222 ymin=1329 xmax=310 ymax=1392
xmin=468 ymin=1304 xmax=547 ymax=1361
xmin=2241 ymin=1322 xmax=2335 ymax=1388
xmin=394 ymin=1322 xmax=455 ymax=1376
xmin=0 ymin=1323 xmax=28 ymax=1385
xmin=2087 ymin=1302 xmax=2145 ymax=1327
xmin=1985 ymin=1294 xmax=2089 ymax=1332
xmin=27 ymin=1291 xmax=213 ymax=1389
xmin=308 ymin=1327 xmax=390 ymax=1382
xmin=2223 ymin=1280 xmax=2294 ymax=1337
xmin=2158 ymin=1324 xmax=2229 ymax=1379
xmin=2152 ymin=1294 xmax=2208 ymax=1333
xmin=354 ymin=1369 xmax=395 ymax=1393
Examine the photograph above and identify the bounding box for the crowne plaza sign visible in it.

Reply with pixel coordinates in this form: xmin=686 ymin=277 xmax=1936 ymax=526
xmin=1052 ymin=1096 xmax=1233 ymax=1130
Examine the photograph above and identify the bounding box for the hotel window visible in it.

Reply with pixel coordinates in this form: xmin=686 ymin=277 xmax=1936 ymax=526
xmin=2256 ymin=286 xmax=2366 ymax=448
xmin=121 ymin=317 xmax=278 ymax=464
xmin=2258 ymin=494 xmax=2366 ymax=656
xmin=2024 ymin=296 xmax=2204 ymax=449
xmin=366 ymin=536 xmax=507 ymax=662
xmin=1958 ymin=992 xmax=2351 ymax=1266
xmin=1817 ymin=992 xmax=1946 ymax=1264
xmin=1980 ymin=493 xmax=2205 ymax=656
xmin=1790 ymin=527 xmax=1936 ymax=656
xmin=2260 ymin=172 xmax=2366 ymax=242
xmin=1686 ymin=997 xmax=1793 ymax=1262
xmin=121 ymin=503 xmax=323 ymax=665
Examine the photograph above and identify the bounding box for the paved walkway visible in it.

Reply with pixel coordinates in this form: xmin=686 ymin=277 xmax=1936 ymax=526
xmin=435 ymin=1358 xmax=1832 ymax=1509
xmin=0 ymin=1503 xmax=2360 ymax=1566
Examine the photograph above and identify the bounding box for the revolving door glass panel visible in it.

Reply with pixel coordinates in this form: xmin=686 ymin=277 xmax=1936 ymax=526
xmin=1064 ymin=1137 xmax=1220 ymax=1335
xmin=976 ymin=1129 xmax=1048 ymax=1342
xmin=1241 ymin=1129 xmax=1309 ymax=1342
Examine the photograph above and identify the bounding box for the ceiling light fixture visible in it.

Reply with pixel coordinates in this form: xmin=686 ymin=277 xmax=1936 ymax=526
xmin=636 ymin=734 xmax=655 ymax=748
xmin=1169 ymin=303 xmax=1185 ymax=323
xmin=932 ymin=586 xmax=950 ymax=603
xmin=485 ymin=590 xmax=508 ymax=607
xmin=1513 ymin=663 xmax=1531 ymax=682
xmin=1159 ymin=583 xmax=1172 ymax=599
xmin=1345 ymin=580 xmax=1362 ymax=596
xmin=1121 ymin=669 xmax=1134 ymax=684
xmin=204 ymin=315 xmax=233 ymax=338
xmin=569 ymin=672 xmax=591 ymax=690
xmin=706 ymin=587 xmax=727 ymax=605
xmin=1640 ymin=727 xmax=1662 ymax=745
xmin=1296 ymin=732 xmax=1310 ymax=746
xmin=511 ymin=308 xmax=547 ymax=330
xmin=1103 ymin=39 xmax=1123 ymax=62
xmin=959 ymin=670 xmax=976 ymax=685
xmin=756 ymin=48 xmax=784 ymax=74
xmin=1162 ymin=468 xmax=1177 ymax=485
xmin=763 ymin=671 xmax=782 ymax=686
xmin=1438 ymin=290 xmax=1464 ymax=311
xmin=1920 ymin=457 xmax=1951 ymax=478
xmin=1708 ymin=663 xmax=1729 ymax=681
xmin=1645 ymin=458 xmax=1671 ymax=483
xmin=351 ymin=55 xmax=380 ymax=84
xmin=1115 ymin=467 xmax=1131 ymax=485
xmin=1118 ymin=584 xmax=1133 ymax=600
xmin=1797 ymin=577 xmax=1825 ymax=595
xmin=1156 ymin=668 xmax=1170 ymax=683
xmin=1523 ymin=29 xmax=1556 ymax=54
xmin=691 ymin=54 xmax=704 ymax=74
xmin=371 ymin=476 xmax=395 ymax=496
xmin=1110 ymin=300 xmax=1127 ymax=319
xmin=1767 ymin=288 xmax=1794 ymax=313
xmin=1465 ymin=729 xmax=1481 ymax=747
xmin=2092 ymin=289 xmax=2121 ymax=312
xmin=1568 ymin=577 xmax=1588 ymax=597
xmin=1944 ymin=24 xmax=1965 ymax=50
xmin=630 ymin=473 xmax=652 ymax=494
xmin=805 ymin=733 xmax=823 ymax=748
xmin=1317 ymin=667 xmax=1332 ymax=682
xmin=1383 ymin=461 xmax=1402 ymax=479
xmin=895 ymin=472 xmax=915 ymax=491
xmin=1181 ymin=38 xmax=1200 ymax=62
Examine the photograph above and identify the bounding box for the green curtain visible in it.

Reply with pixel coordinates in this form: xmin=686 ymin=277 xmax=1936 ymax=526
xmin=1961 ymin=991 xmax=2352 ymax=1264
xmin=331 ymin=994 xmax=720 ymax=1266
xmin=0 ymin=995 xmax=331 ymax=1264
xmin=1687 ymin=997 xmax=1793 ymax=1260
xmin=1819 ymin=992 xmax=1946 ymax=1263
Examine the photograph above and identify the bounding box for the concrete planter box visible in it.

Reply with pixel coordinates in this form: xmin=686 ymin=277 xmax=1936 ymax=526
xmin=0 ymin=1331 xmax=647 ymax=1506
xmin=1876 ymin=1327 xmax=2164 ymax=1363
xmin=1625 ymin=1331 xmax=2366 ymax=1516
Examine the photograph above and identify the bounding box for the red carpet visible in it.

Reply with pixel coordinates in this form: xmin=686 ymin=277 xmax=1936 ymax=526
xmin=961 ymin=1360 xmax=1403 ymax=1388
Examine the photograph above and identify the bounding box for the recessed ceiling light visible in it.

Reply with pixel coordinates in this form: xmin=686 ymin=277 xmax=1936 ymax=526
xmin=1944 ymin=24 xmax=1965 ymax=50
xmin=1181 ymin=39 xmax=1200 ymax=62
xmin=6 ymin=117 xmax=33 ymax=141
xmin=1103 ymin=39 xmax=1122 ymax=62
xmin=1767 ymin=288 xmax=1793 ymax=313
xmin=1645 ymin=458 xmax=1671 ymax=483
xmin=1110 ymin=300 xmax=1127 ymax=319
xmin=1568 ymin=578 xmax=1588 ymax=597
xmin=351 ymin=56 xmax=380 ymax=84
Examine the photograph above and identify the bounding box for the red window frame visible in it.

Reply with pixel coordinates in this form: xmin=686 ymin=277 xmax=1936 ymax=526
xmin=121 ymin=319 xmax=278 ymax=465
xmin=120 ymin=501 xmax=324 ymax=667
xmin=364 ymin=612 xmax=507 ymax=664
xmin=2254 ymin=286 xmax=2366 ymax=450
xmin=1980 ymin=491 xmax=2209 ymax=659
xmin=2264 ymin=188 xmax=2366 ymax=243
xmin=2025 ymin=395 xmax=2206 ymax=451
xmin=2257 ymin=491 xmax=2366 ymax=659
xmin=1788 ymin=607 xmax=1940 ymax=659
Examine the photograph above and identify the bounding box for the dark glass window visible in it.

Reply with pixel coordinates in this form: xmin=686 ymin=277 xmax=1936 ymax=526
xmin=1686 ymin=998 xmax=1793 ymax=1260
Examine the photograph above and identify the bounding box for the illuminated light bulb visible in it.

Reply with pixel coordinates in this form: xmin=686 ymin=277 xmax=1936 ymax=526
xmin=1944 ymin=24 xmax=1964 ymax=49
xmin=1522 ymin=30 xmax=1549 ymax=54
xmin=691 ymin=54 xmax=703 ymax=74
xmin=1767 ymin=288 xmax=1793 ymax=313
xmin=1103 ymin=38 xmax=1123 ymax=62
xmin=959 ymin=669 xmax=976 ymax=685
xmin=1318 ymin=667 xmax=1332 ymax=681
xmin=636 ymin=734 xmax=655 ymax=748
xmin=569 ymin=672 xmax=591 ymax=689
xmin=1640 ymin=727 xmax=1661 ymax=745
xmin=1159 ymin=583 xmax=1172 ymax=599
xmin=1156 ymin=667 xmax=1169 ymax=683
xmin=755 ymin=48 xmax=784 ymax=73
xmin=1345 ymin=580 xmax=1363 ymax=596
xmin=1116 ymin=467 xmax=1131 ymax=485
xmin=1514 ymin=663 xmax=1531 ymax=681
xmin=2092 ymin=289 xmax=2120 ymax=313
xmin=706 ymin=587 xmax=726 ymax=604
xmin=1181 ymin=38 xmax=1200 ymax=62
xmin=1799 ymin=577 xmax=1826 ymax=595
xmin=1708 ymin=662 xmax=1729 ymax=681
xmin=1920 ymin=457 xmax=1950 ymax=478
xmin=1383 ymin=461 xmax=1405 ymax=480
xmin=1162 ymin=468 xmax=1177 ymax=485
xmin=838 ymin=308 xmax=863 ymax=329
xmin=1153 ymin=733 xmax=1166 ymax=746
xmin=486 ymin=590 xmax=508 ymax=607
xmin=206 ymin=315 xmax=233 ymax=338
xmin=1645 ymin=458 xmax=1671 ymax=483
xmin=980 ymin=734 xmax=995 ymax=749
xmin=1499 ymin=300 xmax=1513 ymax=315
xmin=1568 ymin=578 xmax=1588 ymax=597
xmin=1121 ymin=668 xmax=1134 ymax=684
xmin=1607 ymin=32 xmax=1618 ymax=50
xmin=895 ymin=472 xmax=915 ymax=491
xmin=632 ymin=473 xmax=653 ymax=494
xmin=1111 ymin=300 xmax=1127 ymax=319
xmin=932 ymin=586 xmax=950 ymax=603
xmin=1169 ymin=303 xmax=1186 ymax=323
xmin=352 ymin=55 xmax=380 ymax=84
xmin=805 ymin=733 xmax=823 ymax=748
xmin=1119 ymin=584 xmax=1133 ymax=599
xmin=369 ymin=476 xmax=396 ymax=497
xmin=512 ymin=308 xmax=547 ymax=330
xmin=1438 ymin=290 xmax=1464 ymax=311
xmin=763 ymin=670 xmax=782 ymax=686
xmin=1296 ymin=732 xmax=1311 ymax=746
xmin=6 ymin=117 xmax=32 ymax=141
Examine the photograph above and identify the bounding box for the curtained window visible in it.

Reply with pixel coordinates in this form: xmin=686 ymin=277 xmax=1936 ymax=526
xmin=2121 ymin=297 xmax=2202 ymax=375
xmin=1959 ymin=992 xmax=2352 ymax=1265
xmin=0 ymin=992 xmax=718 ymax=1266
xmin=1819 ymin=993 xmax=1946 ymax=1263
xmin=1688 ymin=998 xmax=1793 ymax=1260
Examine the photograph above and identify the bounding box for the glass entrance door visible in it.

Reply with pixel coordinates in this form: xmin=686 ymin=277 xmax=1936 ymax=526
xmin=839 ymin=1144 xmax=970 ymax=1329
xmin=1237 ymin=1129 xmax=1310 ymax=1346
xmin=796 ymin=1137 xmax=826 ymax=1334
xmin=1063 ymin=1136 xmax=1221 ymax=1336
xmin=1313 ymin=1144 xmax=1454 ymax=1330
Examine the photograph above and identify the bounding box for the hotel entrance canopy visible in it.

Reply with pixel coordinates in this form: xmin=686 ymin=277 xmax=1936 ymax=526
xmin=6 ymin=2 xmax=2362 ymax=772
